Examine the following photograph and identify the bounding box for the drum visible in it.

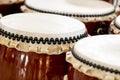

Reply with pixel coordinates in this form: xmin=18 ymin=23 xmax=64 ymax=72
xmin=21 ymin=0 xmax=116 ymax=35
xmin=109 ymin=15 xmax=120 ymax=34
xmin=0 ymin=0 xmax=24 ymax=16
xmin=0 ymin=13 xmax=87 ymax=80
xmin=66 ymin=35 xmax=120 ymax=80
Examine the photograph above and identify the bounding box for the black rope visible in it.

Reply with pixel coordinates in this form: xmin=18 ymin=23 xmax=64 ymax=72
xmin=0 ymin=28 xmax=88 ymax=44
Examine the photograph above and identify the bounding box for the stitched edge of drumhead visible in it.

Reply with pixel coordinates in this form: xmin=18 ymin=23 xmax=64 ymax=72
xmin=25 ymin=3 xmax=115 ymax=18
xmin=0 ymin=28 xmax=88 ymax=45
xmin=71 ymin=46 xmax=120 ymax=75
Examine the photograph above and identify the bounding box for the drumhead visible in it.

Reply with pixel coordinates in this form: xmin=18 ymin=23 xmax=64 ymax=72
xmin=73 ymin=35 xmax=120 ymax=70
xmin=0 ymin=13 xmax=86 ymax=38
xmin=25 ymin=0 xmax=115 ymax=17
xmin=0 ymin=13 xmax=87 ymax=54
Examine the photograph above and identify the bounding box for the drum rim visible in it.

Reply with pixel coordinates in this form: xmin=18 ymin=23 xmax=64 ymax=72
xmin=71 ymin=46 xmax=120 ymax=75
xmin=0 ymin=28 xmax=88 ymax=45
xmin=0 ymin=28 xmax=88 ymax=54
xmin=66 ymin=50 xmax=120 ymax=80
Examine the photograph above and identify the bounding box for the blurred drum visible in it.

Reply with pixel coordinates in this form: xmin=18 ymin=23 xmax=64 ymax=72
xmin=66 ymin=35 xmax=120 ymax=80
xmin=109 ymin=15 xmax=120 ymax=34
xmin=21 ymin=0 xmax=116 ymax=35
xmin=0 ymin=13 xmax=87 ymax=80
xmin=0 ymin=0 xmax=24 ymax=16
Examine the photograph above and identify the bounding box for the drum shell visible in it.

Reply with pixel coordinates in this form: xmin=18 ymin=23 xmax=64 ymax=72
xmin=0 ymin=44 xmax=68 ymax=80
xmin=67 ymin=64 xmax=98 ymax=80
xmin=102 ymin=0 xmax=114 ymax=4
xmin=0 ymin=2 xmax=24 ymax=16
xmin=84 ymin=21 xmax=110 ymax=35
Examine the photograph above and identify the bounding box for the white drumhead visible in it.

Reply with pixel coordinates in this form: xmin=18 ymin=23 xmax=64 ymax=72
xmin=25 ymin=0 xmax=115 ymax=15
xmin=0 ymin=13 xmax=86 ymax=38
xmin=73 ymin=35 xmax=120 ymax=70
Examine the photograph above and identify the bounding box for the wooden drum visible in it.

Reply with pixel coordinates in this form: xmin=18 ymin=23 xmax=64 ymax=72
xmin=21 ymin=0 xmax=116 ymax=35
xmin=109 ymin=15 xmax=120 ymax=34
xmin=0 ymin=0 xmax=24 ymax=16
xmin=0 ymin=13 xmax=88 ymax=80
xmin=66 ymin=35 xmax=120 ymax=80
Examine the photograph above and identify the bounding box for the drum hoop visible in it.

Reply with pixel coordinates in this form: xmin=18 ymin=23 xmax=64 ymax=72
xmin=25 ymin=4 xmax=115 ymax=18
xmin=71 ymin=46 xmax=120 ymax=75
xmin=0 ymin=28 xmax=88 ymax=45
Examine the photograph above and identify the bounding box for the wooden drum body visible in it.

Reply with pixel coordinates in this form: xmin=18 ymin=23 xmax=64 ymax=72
xmin=0 ymin=45 xmax=67 ymax=80
xmin=0 ymin=13 xmax=87 ymax=80
xmin=102 ymin=0 xmax=115 ymax=4
xmin=66 ymin=35 xmax=120 ymax=80
xmin=84 ymin=21 xmax=111 ymax=35
xmin=21 ymin=0 xmax=116 ymax=35
xmin=67 ymin=64 xmax=98 ymax=80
